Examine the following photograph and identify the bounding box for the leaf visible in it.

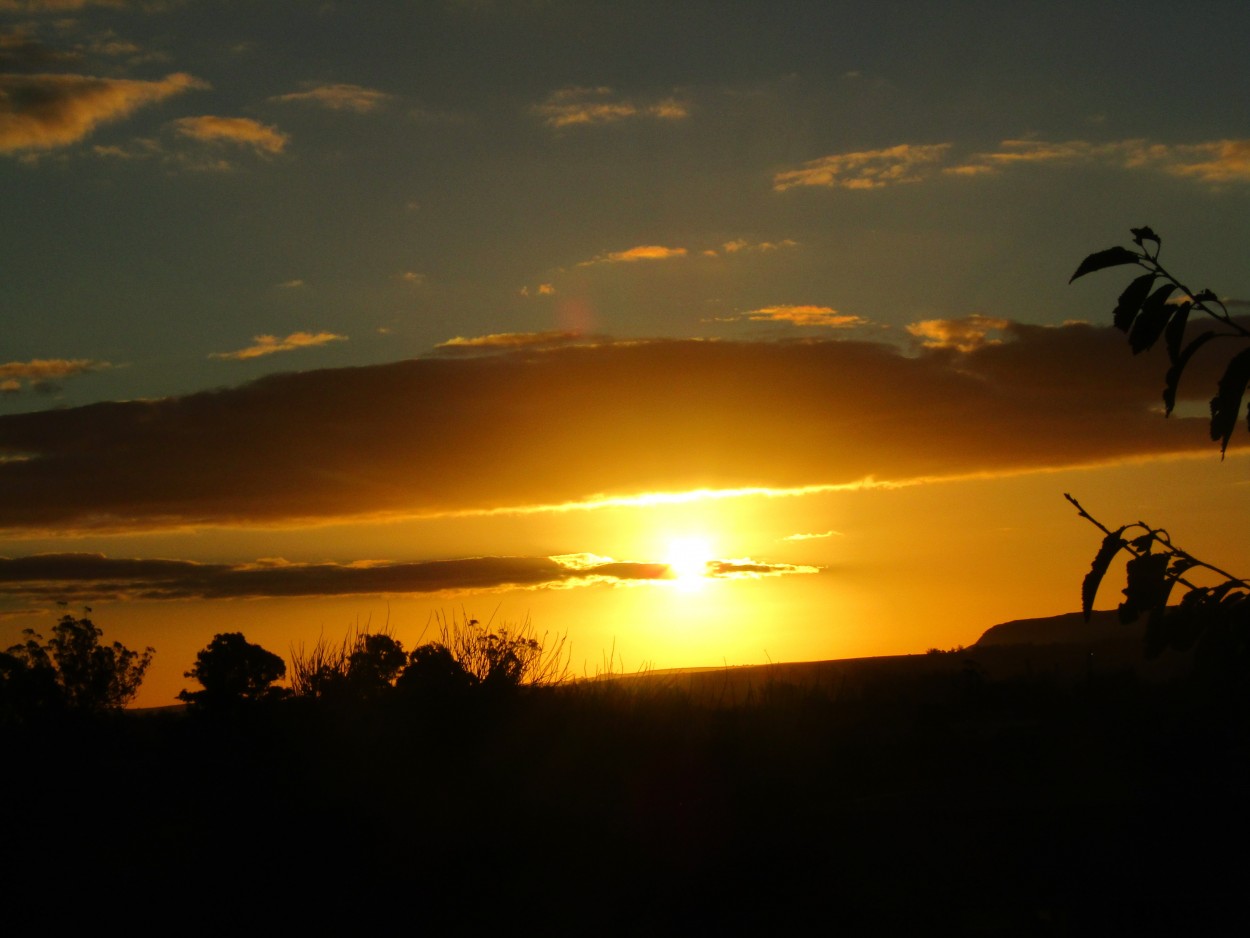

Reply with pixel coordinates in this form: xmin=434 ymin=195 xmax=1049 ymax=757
xmin=1163 ymin=330 xmax=1216 ymax=416
xmin=1128 ymin=283 xmax=1177 ymax=353
xmin=1163 ymin=301 xmax=1191 ymax=363
xmin=1119 ymin=552 xmax=1170 ymax=623
xmin=1129 ymin=532 xmax=1156 ymax=552
xmin=1209 ymin=346 xmax=1250 ymax=456
xmin=1130 ymin=226 xmax=1160 ymax=248
xmin=1168 ymin=556 xmax=1199 ymax=578
xmin=1069 ymin=246 xmax=1141 ymax=283
xmin=1112 ymin=273 xmax=1156 ymax=333
xmin=1082 ymin=527 xmax=1127 ymax=620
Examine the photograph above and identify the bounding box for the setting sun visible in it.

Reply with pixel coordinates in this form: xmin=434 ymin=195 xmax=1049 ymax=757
xmin=664 ymin=535 xmax=714 ymax=587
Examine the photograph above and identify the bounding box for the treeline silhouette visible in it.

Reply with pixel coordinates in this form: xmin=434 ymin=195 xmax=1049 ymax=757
xmin=3 ymin=611 xmax=1248 ymax=933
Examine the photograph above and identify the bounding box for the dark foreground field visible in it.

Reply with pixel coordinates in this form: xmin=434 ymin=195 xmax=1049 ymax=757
xmin=4 ymin=638 xmax=1249 ymax=935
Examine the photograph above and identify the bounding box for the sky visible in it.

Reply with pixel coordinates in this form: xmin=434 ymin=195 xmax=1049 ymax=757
xmin=2 ymin=0 xmax=1249 ymax=707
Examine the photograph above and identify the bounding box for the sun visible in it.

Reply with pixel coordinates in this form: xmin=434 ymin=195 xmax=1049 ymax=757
xmin=664 ymin=535 xmax=713 ymax=588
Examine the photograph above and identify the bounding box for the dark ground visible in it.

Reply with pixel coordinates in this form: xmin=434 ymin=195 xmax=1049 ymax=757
xmin=4 ymin=642 xmax=1248 ymax=935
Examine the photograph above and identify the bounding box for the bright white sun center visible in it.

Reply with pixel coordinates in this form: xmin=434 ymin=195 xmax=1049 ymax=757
xmin=664 ymin=536 xmax=712 ymax=585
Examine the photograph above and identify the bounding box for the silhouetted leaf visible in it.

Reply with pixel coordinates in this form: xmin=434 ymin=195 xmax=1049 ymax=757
xmin=1082 ymin=527 xmax=1127 ymax=620
xmin=1209 ymin=347 xmax=1250 ymax=456
xmin=1112 ymin=273 xmax=1156 ymax=333
xmin=1163 ymin=330 xmax=1217 ymax=416
xmin=1169 ymin=556 xmax=1199 ymax=578
xmin=1128 ymin=284 xmax=1177 ymax=353
xmin=1069 ymin=247 xmax=1141 ymax=283
xmin=1129 ymin=532 xmax=1156 ymax=552
xmin=1192 ymin=288 xmax=1218 ymax=304
xmin=1163 ymin=301 xmax=1191 ymax=363
xmin=1119 ymin=552 xmax=1169 ymax=623
xmin=1130 ymin=226 xmax=1160 ymax=248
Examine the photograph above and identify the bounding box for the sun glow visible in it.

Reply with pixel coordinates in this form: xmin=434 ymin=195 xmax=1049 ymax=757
xmin=664 ymin=535 xmax=714 ymax=589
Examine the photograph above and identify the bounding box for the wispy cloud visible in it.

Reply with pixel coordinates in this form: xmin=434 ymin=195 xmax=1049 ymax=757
xmin=579 ymin=244 xmax=688 ymax=266
xmin=210 ymin=332 xmax=346 ymax=361
xmin=782 ymin=531 xmax=840 ymax=542
xmin=773 ymin=143 xmax=952 ymax=191
xmin=173 ymin=115 xmax=288 ymax=155
xmin=0 ymin=551 xmax=672 ymax=602
xmin=719 ymin=238 xmax=799 ymax=255
xmin=706 ymin=558 xmax=821 ymax=579
xmin=270 ymin=82 xmax=393 ymax=113
xmin=0 ymin=357 xmax=107 ymax=392
xmin=0 ymin=72 xmax=205 ymax=154
xmin=948 ymin=138 xmax=1250 ymax=184
xmin=726 ymin=305 xmax=868 ymax=328
xmin=0 ymin=1 xmax=131 ymax=11
xmin=0 ymin=325 xmax=1234 ymax=533
xmin=434 ymin=331 xmax=597 ymax=355
xmin=906 ymin=314 xmax=1011 ymax=353
xmin=534 ymin=86 xmax=688 ymax=128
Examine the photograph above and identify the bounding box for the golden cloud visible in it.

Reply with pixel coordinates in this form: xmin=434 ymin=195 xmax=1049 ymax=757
xmin=906 ymin=314 xmax=1011 ymax=353
xmin=0 ymin=1 xmax=129 ymax=10
xmin=741 ymin=306 xmax=868 ymax=328
xmin=0 ymin=72 xmax=206 ymax=154
xmin=773 ymin=143 xmax=952 ymax=191
xmin=434 ymin=331 xmax=594 ymax=355
xmin=173 ymin=115 xmax=288 ymax=154
xmin=0 ymin=357 xmax=107 ymax=392
xmin=580 ymin=244 xmax=688 ymax=265
xmin=534 ymin=86 xmax=688 ymax=127
xmin=949 ymin=138 xmax=1250 ymax=184
xmin=270 ymin=83 xmax=393 ymax=113
xmin=209 ymin=332 xmax=346 ymax=361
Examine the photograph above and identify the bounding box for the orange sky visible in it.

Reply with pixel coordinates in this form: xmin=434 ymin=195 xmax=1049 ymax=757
xmin=3 ymin=2 xmax=1249 ymax=706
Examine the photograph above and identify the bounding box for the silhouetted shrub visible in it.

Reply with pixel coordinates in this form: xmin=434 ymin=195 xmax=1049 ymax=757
xmin=289 ymin=621 xmax=406 ymax=700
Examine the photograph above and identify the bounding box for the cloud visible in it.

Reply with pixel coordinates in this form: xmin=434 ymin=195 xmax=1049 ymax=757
xmin=782 ymin=531 xmax=840 ymax=541
xmin=0 ymin=71 xmax=205 ymax=154
xmin=0 ymin=325 xmax=1239 ymax=533
xmin=706 ymin=558 xmax=820 ymax=579
xmin=270 ymin=82 xmax=393 ymax=113
xmin=720 ymin=238 xmax=799 ymax=254
xmin=0 ymin=1 xmax=130 ymax=10
xmin=210 ymin=332 xmax=346 ymax=361
xmin=434 ymin=331 xmax=598 ymax=355
xmin=579 ymin=244 xmax=688 ymax=266
xmin=519 ymin=283 xmax=555 ymax=297
xmin=773 ymin=143 xmax=952 ymax=191
xmin=277 ymin=279 xmax=306 ymax=289
xmin=906 ymin=314 xmax=1011 ymax=353
xmin=949 ymin=138 xmax=1250 ymax=184
xmin=534 ymin=86 xmax=688 ymax=128
xmin=0 ymin=358 xmax=107 ymax=392
xmin=735 ymin=306 xmax=868 ymax=328
xmin=173 ymin=115 xmax=288 ymax=154
xmin=0 ymin=551 xmax=672 ymax=602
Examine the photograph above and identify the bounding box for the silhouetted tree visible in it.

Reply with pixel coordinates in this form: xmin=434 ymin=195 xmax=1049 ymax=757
xmin=178 ymin=632 xmax=287 ymax=709
xmin=1 ymin=614 xmax=153 ymax=716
